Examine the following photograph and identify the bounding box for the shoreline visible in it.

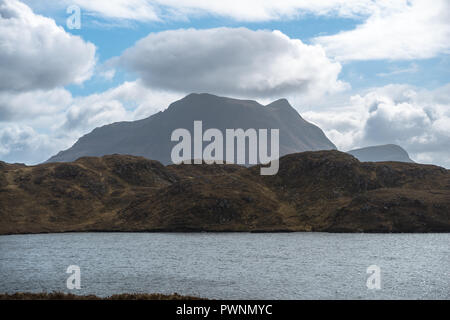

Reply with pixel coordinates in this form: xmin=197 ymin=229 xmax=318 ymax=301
xmin=1 ymin=229 xmax=450 ymax=236
xmin=0 ymin=292 xmax=205 ymax=300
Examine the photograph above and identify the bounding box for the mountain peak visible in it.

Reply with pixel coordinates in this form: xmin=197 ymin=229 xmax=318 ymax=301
xmin=265 ymin=98 xmax=302 ymax=120
xmin=168 ymin=93 xmax=262 ymax=112
xmin=266 ymin=98 xmax=291 ymax=108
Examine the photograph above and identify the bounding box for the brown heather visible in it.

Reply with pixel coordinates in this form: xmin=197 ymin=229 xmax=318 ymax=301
xmin=0 ymin=150 xmax=449 ymax=234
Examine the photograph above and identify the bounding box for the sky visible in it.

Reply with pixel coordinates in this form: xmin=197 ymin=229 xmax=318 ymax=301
xmin=0 ymin=0 xmax=449 ymax=167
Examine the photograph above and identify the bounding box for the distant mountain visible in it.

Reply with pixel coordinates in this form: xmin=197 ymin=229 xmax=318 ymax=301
xmin=1 ymin=151 xmax=449 ymax=234
xmin=347 ymin=144 xmax=414 ymax=163
xmin=47 ymin=93 xmax=336 ymax=164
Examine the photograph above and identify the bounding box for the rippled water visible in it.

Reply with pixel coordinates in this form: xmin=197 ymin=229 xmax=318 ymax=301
xmin=0 ymin=233 xmax=448 ymax=299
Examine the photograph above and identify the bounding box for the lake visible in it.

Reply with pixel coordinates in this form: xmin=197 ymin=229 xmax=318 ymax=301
xmin=0 ymin=232 xmax=448 ymax=299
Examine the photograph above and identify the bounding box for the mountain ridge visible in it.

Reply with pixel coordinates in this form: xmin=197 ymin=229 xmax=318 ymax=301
xmin=46 ymin=93 xmax=336 ymax=164
xmin=1 ymin=150 xmax=449 ymax=235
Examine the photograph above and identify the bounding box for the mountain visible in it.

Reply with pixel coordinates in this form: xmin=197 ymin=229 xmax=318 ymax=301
xmin=47 ymin=93 xmax=336 ymax=164
xmin=347 ymin=144 xmax=414 ymax=163
xmin=1 ymin=150 xmax=449 ymax=234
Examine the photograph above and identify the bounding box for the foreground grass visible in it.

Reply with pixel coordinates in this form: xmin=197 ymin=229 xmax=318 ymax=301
xmin=0 ymin=292 xmax=205 ymax=300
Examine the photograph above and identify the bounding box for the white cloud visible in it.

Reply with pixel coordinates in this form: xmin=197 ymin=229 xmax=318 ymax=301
xmin=0 ymin=80 xmax=181 ymax=164
xmin=314 ymin=0 xmax=450 ymax=61
xmin=303 ymin=84 xmax=450 ymax=168
xmin=69 ymin=0 xmax=159 ymax=21
xmin=98 ymin=69 xmax=116 ymax=81
xmin=0 ymin=124 xmax=63 ymax=164
xmin=376 ymin=63 xmax=419 ymax=77
xmin=21 ymin=0 xmax=450 ymax=62
xmin=0 ymin=0 xmax=96 ymax=92
xmin=146 ymin=0 xmax=379 ymax=21
xmin=118 ymin=27 xmax=348 ymax=99
xmin=21 ymin=0 xmax=449 ymax=64
xmin=0 ymin=88 xmax=72 ymax=122
xmin=27 ymin=0 xmax=380 ymax=22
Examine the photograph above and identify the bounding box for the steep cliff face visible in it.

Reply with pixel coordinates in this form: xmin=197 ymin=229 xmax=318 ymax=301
xmin=0 ymin=151 xmax=449 ymax=234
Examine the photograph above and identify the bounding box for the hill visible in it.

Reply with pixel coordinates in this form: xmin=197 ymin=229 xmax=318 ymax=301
xmin=1 ymin=151 xmax=449 ymax=234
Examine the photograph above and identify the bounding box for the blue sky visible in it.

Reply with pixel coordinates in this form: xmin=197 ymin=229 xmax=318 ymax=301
xmin=1 ymin=0 xmax=449 ymax=167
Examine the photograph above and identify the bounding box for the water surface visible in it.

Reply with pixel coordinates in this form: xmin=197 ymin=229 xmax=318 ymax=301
xmin=0 ymin=233 xmax=448 ymax=299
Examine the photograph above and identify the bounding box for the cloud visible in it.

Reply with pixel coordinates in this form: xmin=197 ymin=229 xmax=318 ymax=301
xmin=376 ymin=63 xmax=419 ymax=77
xmin=66 ymin=0 xmax=159 ymax=22
xmin=98 ymin=69 xmax=116 ymax=81
xmin=21 ymin=0 xmax=450 ymax=63
xmin=118 ymin=27 xmax=348 ymax=98
xmin=0 ymin=124 xmax=63 ymax=164
xmin=26 ymin=0 xmax=381 ymax=22
xmin=0 ymin=88 xmax=72 ymax=122
xmin=0 ymin=0 xmax=96 ymax=92
xmin=303 ymin=84 xmax=450 ymax=168
xmin=155 ymin=0 xmax=377 ymax=21
xmin=22 ymin=1 xmax=450 ymax=63
xmin=314 ymin=0 xmax=450 ymax=61
xmin=0 ymin=80 xmax=182 ymax=164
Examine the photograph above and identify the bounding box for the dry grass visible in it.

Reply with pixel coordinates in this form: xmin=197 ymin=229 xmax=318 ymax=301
xmin=0 ymin=151 xmax=449 ymax=234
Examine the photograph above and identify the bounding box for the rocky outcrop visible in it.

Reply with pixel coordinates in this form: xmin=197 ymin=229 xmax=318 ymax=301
xmin=0 ymin=151 xmax=449 ymax=234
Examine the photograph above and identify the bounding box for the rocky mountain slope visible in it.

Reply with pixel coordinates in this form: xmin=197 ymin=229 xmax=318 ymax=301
xmin=46 ymin=93 xmax=336 ymax=164
xmin=347 ymin=144 xmax=414 ymax=163
xmin=1 ymin=151 xmax=449 ymax=234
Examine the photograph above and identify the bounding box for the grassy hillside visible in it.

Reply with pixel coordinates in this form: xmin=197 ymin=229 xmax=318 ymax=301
xmin=0 ymin=151 xmax=449 ymax=234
